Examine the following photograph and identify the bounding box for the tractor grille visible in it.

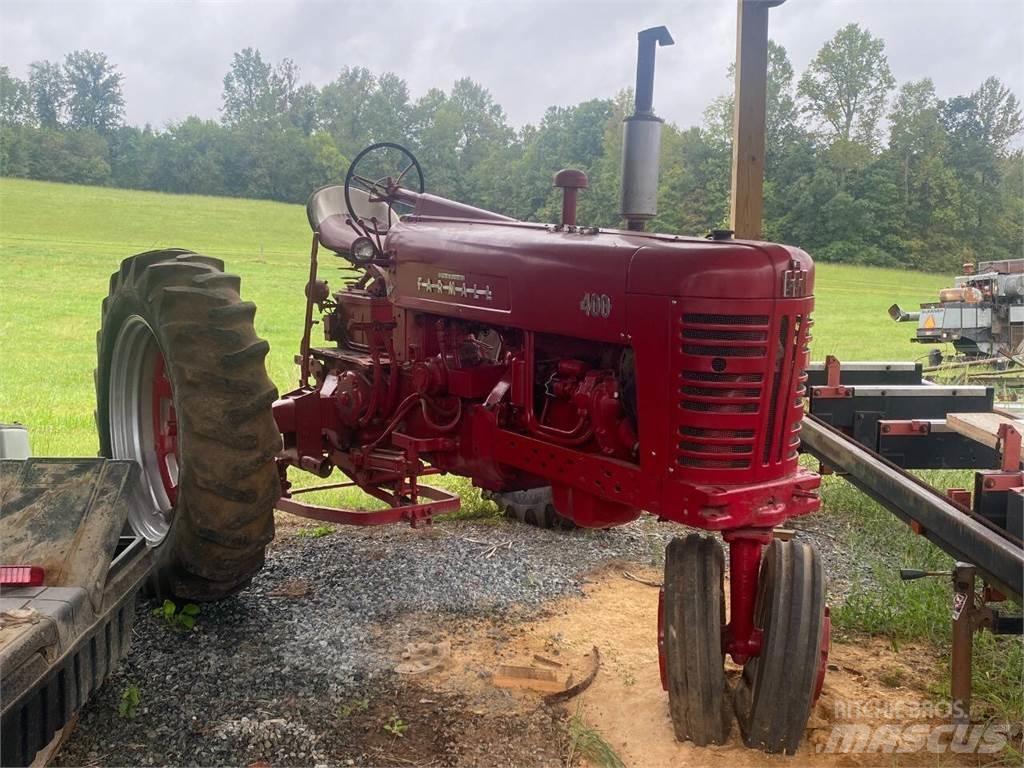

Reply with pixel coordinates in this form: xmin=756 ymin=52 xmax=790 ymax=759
xmin=673 ymin=307 xmax=811 ymax=480
xmin=763 ymin=314 xmax=811 ymax=467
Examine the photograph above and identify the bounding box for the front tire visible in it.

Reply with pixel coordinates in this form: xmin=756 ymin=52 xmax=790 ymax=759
xmin=663 ymin=534 xmax=731 ymax=746
xmin=96 ymin=249 xmax=281 ymax=600
xmin=734 ymin=539 xmax=826 ymax=754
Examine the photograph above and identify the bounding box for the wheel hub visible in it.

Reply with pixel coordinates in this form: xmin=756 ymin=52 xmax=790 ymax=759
xmin=152 ymin=353 xmax=179 ymax=504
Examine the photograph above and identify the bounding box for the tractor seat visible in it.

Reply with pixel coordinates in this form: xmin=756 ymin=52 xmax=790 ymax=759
xmin=306 ymin=185 xmax=393 ymax=254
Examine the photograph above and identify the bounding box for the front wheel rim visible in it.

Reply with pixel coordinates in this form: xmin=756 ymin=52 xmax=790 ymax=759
xmin=109 ymin=315 xmax=178 ymax=545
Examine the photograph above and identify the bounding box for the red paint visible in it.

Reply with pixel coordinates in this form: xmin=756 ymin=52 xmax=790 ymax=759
xmin=723 ymin=529 xmax=772 ymax=663
xmin=554 ymin=169 xmax=588 ymax=226
xmin=270 ymin=178 xmax=829 ymax=714
xmin=274 ymin=186 xmax=821 ymax=669
xmin=947 ymin=488 xmax=972 ymax=508
xmin=999 ymin=423 xmax=1022 ymax=471
xmin=276 ymin=483 xmax=458 ymax=528
xmin=813 ymin=353 xmax=851 ymax=399
xmin=152 ymin=352 xmax=178 ymax=503
xmin=879 ymin=420 xmax=932 ymax=436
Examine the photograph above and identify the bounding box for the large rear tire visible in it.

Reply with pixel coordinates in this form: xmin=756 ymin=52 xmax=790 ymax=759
xmin=96 ymin=249 xmax=281 ymax=600
xmin=486 ymin=487 xmax=576 ymax=530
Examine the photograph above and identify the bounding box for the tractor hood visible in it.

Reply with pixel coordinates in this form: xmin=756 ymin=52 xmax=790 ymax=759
xmin=385 ymin=217 xmax=814 ymax=343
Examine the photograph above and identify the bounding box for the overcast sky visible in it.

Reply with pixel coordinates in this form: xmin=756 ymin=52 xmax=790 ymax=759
xmin=2 ymin=0 xmax=1022 ymax=131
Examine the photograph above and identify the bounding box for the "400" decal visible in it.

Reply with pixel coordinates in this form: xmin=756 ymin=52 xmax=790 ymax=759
xmin=580 ymin=292 xmax=612 ymax=319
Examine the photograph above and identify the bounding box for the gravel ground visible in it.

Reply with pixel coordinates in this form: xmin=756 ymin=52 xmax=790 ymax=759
xmin=790 ymin=510 xmax=877 ymax=603
xmin=54 ymin=511 xmax=869 ymax=767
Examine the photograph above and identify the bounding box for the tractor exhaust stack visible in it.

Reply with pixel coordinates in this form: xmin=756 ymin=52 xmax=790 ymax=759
xmin=620 ymin=26 xmax=673 ymax=231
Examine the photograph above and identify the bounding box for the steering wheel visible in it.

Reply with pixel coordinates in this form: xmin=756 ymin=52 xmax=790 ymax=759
xmin=344 ymin=142 xmax=425 ymax=237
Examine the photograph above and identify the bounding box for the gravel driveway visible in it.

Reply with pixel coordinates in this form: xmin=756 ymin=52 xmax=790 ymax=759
xmin=53 ymin=510 xmax=861 ymax=767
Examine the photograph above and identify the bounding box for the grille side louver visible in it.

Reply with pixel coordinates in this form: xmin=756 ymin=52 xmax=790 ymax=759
xmin=675 ymin=313 xmax=768 ymax=472
xmin=671 ymin=307 xmax=811 ymax=481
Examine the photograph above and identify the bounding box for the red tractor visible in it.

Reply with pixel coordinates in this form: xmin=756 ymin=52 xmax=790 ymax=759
xmin=95 ymin=27 xmax=827 ymax=754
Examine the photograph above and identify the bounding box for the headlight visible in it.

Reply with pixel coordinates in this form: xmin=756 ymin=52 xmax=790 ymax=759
xmin=351 ymin=237 xmax=377 ymax=263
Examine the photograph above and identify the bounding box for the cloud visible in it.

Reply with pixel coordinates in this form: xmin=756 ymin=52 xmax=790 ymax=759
xmin=1 ymin=0 xmax=1021 ymax=131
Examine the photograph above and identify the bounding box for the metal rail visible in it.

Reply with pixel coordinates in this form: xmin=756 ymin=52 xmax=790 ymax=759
xmin=801 ymin=414 xmax=1024 ymax=601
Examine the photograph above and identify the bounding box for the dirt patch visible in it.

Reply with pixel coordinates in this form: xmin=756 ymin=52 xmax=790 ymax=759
xmin=305 ymin=684 xmax=566 ymax=767
xmin=394 ymin=563 xmax=1000 ymax=767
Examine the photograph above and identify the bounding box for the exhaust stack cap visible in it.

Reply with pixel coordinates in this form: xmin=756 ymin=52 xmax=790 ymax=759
xmin=620 ymin=26 xmax=674 ymax=230
xmin=633 ymin=26 xmax=674 ymax=115
xmin=554 ymin=169 xmax=588 ymax=227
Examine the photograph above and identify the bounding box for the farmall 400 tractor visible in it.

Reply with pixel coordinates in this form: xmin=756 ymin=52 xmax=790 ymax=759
xmin=96 ymin=28 xmax=827 ymax=754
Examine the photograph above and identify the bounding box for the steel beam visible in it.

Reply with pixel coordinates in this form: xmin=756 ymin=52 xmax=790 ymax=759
xmin=801 ymin=415 xmax=1023 ymax=601
xmin=806 ymin=361 xmax=923 ymax=387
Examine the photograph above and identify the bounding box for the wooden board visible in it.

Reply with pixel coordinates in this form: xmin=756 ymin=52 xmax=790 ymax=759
xmin=946 ymin=412 xmax=1023 ymax=450
xmin=492 ymin=664 xmax=572 ymax=693
xmin=729 ymin=0 xmax=772 ymax=239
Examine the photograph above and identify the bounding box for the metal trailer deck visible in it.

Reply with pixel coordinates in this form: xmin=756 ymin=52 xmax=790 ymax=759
xmin=804 ymin=357 xmax=1023 ymax=726
xmin=801 ymin=414 xmax=1023 ymax=601
xmin=805 ymin=357 xmax=1024 ymax=594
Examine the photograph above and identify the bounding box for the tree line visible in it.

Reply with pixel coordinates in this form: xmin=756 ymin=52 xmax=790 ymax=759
xmin=1 ymin=24 xmax=1021 ymax=272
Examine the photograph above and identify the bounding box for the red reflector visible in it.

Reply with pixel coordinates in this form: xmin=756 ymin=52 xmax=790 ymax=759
xmin=0 ymin=565 xmax=45 ymax=587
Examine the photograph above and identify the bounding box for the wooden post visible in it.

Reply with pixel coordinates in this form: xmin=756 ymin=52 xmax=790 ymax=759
xmin=729 ymin=0 xmax=783 ymax=240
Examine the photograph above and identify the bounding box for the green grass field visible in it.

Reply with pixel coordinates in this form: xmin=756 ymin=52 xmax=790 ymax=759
xmin=0 ymin=177 xmax=946 ymax=455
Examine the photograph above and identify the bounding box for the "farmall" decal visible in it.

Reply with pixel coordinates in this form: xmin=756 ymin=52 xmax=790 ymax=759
xmin=416 ymin=272 xmax=494 ymax=302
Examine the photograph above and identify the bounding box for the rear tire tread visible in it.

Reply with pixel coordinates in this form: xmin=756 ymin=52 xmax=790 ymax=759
xmin=96 ymin=248 xmax=280 ymax=601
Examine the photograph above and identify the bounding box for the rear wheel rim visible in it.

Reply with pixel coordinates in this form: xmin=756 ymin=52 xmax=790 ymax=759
xmin=109 ymin=315 xmax=178 ymax=544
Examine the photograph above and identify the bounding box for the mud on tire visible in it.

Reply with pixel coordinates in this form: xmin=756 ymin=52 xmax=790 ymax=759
xmin=486 ymin=487 xmax=576 ymax=530
xmin=96 ymin=249 xmax=281 ymax=600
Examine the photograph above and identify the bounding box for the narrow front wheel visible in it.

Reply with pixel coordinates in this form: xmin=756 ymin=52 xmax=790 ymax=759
xmin=734 ymin=539 xmax=826 ymax=754
xmin=663 ymin=534 xmax=731 ymax=746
